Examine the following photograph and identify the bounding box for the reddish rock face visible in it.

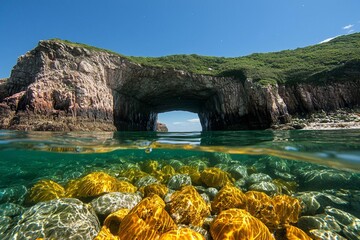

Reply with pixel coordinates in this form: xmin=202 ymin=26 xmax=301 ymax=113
xmin=156 ymin=122 xmax=168 ymax=132
xmin=0 ymin=40 xmax=359 ymax=131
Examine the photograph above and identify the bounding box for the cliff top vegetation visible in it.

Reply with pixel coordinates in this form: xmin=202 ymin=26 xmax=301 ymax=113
xmin=52 ymin=33 xmax=360 ymax=85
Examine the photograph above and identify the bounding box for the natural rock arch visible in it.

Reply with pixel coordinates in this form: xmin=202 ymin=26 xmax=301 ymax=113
xmin=0 ymin=40 xmax=359 ymax=131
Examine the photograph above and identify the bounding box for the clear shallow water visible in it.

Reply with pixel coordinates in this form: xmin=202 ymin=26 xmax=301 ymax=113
xmin=0 ymin=129 xmax=360 ymax=239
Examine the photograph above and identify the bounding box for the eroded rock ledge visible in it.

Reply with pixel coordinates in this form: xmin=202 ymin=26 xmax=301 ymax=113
xmin=0 ymin=40 xmax=359 ymax=131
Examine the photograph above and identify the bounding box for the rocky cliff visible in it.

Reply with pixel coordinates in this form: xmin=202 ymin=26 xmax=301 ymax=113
xmin=0 ymin=40 xmax=359 ymax=131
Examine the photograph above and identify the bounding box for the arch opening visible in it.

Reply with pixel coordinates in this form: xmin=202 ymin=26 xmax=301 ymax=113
xmin=157 ymin=111 xmax=202 ymax=132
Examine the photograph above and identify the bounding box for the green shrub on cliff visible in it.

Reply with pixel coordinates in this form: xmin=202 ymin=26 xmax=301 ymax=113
xmin=51 ymin=33 xmax=360 ymax=85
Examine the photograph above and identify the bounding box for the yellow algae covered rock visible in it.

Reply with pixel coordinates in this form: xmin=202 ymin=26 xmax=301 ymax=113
xmin=211 ymin=184 xmax=247 ymax=214
xmin=179 ymin=166 xmax=202 ymax=185
xmin=210 ymin=208 xmax=275 ymax=240
xmin=249 ymin=193 xmax=302 ymax=231
xmin=271 ymin=195 xmax=302 ymax=229
xmin=159 ymin=165 xmax=176 ymax=183
xmin=283 ymin=225 xmax=313 ymax=240
xmin=245 ymin=190 xmax=272 ymax=217
xmin=141 ymin=160 xmax=159 ymax=174
xmin=200 ymin=167 xmax=233 ymax=188
xmin=118 ymin=168 xmax=148 ymax=183
xmin=116 ymin=180 xmax=137 ymax=193
xmin=28 ymin=180 xmax=65 ymax=203
xmin=94 ymin=226 xmax=121 ymax=240
xmin=144 ymin=183 xmax=168 ymax=198
xmin=272 ymin=179 xmax=298 ymax=195
xmin=166 ymin=185 xmax=210 ymax=226
xmin=159 ymin=228 xmax=205 ymax=240
xmin=66 ymin=172 xmax=136 ymax=198
xmin=118 ymin=194 xmax=176 ymax=240
xmin=103 ymin=208 xmax=130 ymax=235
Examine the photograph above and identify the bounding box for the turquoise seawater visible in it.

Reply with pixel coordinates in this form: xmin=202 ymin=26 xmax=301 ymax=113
xmin=0 ymin=129 xmax=360 ymax=239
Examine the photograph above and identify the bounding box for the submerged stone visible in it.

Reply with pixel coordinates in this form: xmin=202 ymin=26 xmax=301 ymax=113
xmin=6 ymin=198 xmax=100 ymax=240
xmin=342 ymin=220 xmax=360 ymax=240
xmin=0 ymin=203 xmax=25 ymax=217
xmin=227 ymin=164 xmax=248 ymax=180
xmin=297 ymin=215 xmax=342 ymax=233
xmin=204 ymin=187 xmax=218 ymax=201
xmin=248 ymin=181 xmax=279 ymax=196
xmin=167 ymin=174 xmax=192 ymax=190
xmin=309 ymin=229 xmax=347 ymax=240
xmin=0 ymin=185 xmax=28 ymax=204
xmin=246 ymin=173 xmax=272 ymax=185
xmin=134 ymin=175 xmax=159 ymax=188
xmin=299 ymin=169 xmax=353 ymax=190
xmin=90 ymin=192 xmax=142 ymax=217
xmin=295 ymin=191 xmax=348 ymax=215
xmin=325 ymin=206 xmax=358 ymax=226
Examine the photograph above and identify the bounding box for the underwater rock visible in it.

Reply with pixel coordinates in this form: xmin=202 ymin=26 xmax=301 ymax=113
xmin=166 ymin=185 xmax=210 ymax=226
xmin=280 ymin=225 xmax=312 ymax=240
xmin=211 ymin=184 xmax=247 ymax=214
xmin=342 ymin=220 xmax=360 ymax=240
xmin=309 ymin=229 xmax=347 ymax=240
xmin=7 ymin=198 xmax=100 ymax=240
xmin=159 ymin=165 xmax=176 ymax=183
xmin=324 ymin=189 xmax=360 ymax=218
xmin=204 ymin=187 xmax=218 ymax=201
xmin=90 ymin=192 xmax=142 ymax=217
xmin=179 ymin=166 xmax=202 ymax=185
xmin=248 ymin=181 xmax=279 ymax=196
xmin=168 ymin=159 xmax=184 ymax=171
xmin=208 ymin=152 xmax=232 ymax=165
xmin=0 ymin=185 xmax=28 ymax=204
xmin=213 ymin=163 xmax=229 ymax=171
xmin=28 ymin=179 xmax=65 ymax=203
xmin=295 ymin=191 xmax=348 ymax=216
xmin=141 ymin=160 xmax=160 ymax=174
xmin=118 ymin=167 xmax=148 ymax=183
xmin=234 ymin=178 xmax=247 ymax=190
xmin=245 ymin=191 xmax=302 ymax=231
xmin=0 ymin=203 xmax=25 ymax=217
xmin=272 ymin=178 xmax=298 ymax=195
xmin=118 ymin=194 xmax=177 ymax=239
xmin=101 ymin=208 xmax=130 ymax=238
xmin=299 ymin=169 xmax=353 ymax=190
xmin=325 ymin=206 xmax=358 ymax=226
xmin=252 ymin=194 xmax=302 ymax=231
xmin=201 ymin=167 xmax=233 ymax=188
xmin=94 ymin=226 xmax=121 ymax=240
xmin=267 ymin=157 xmax=291 ymax=173
xmin=66 ymin=172 xmax=137 ymax=199
xmin=245 ymin=190 xmax=272 ymax=217
xmin=135 ymin=175 xmax=159 ymax=188
xmin=227 ymin=164 xmax=248 ymax=180
xmin=188 ymin=159 xmax=208 ymax=171
xmin=167 ymin=174 xmax=192 ymax=190
xmin=143 ymin=183 xmax=168 ymax=198
xmin=178 ymin=224 xmax=210 ymax=240
xmin=210 ymin=208 xmax=275 ymax=240
xmin=246 ymin=173 xmax=272 ymax=185
xmin=273 ymin=170 xmax=297 ymax=181
xmin=200 ymin=193 xmax=211 ymax=204
xmin=297 ymin=215 xmax=342 ymax=233
xmin=159 ymin=228 xmax=206 ymax=240
xmin=0 ymin=216 xmax=12 ymax=239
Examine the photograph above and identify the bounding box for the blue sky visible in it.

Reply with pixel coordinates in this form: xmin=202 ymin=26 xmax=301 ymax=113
xmin=1 ymin=0 xmax=359 ymax=131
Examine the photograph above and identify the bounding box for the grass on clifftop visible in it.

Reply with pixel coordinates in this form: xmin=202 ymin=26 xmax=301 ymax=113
xmin=51 ymin=33 xmax=360 ymax=85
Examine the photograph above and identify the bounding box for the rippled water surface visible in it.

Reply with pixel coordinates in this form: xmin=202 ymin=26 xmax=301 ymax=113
xmin=0 ymin=129 xmax=359 ymax=239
